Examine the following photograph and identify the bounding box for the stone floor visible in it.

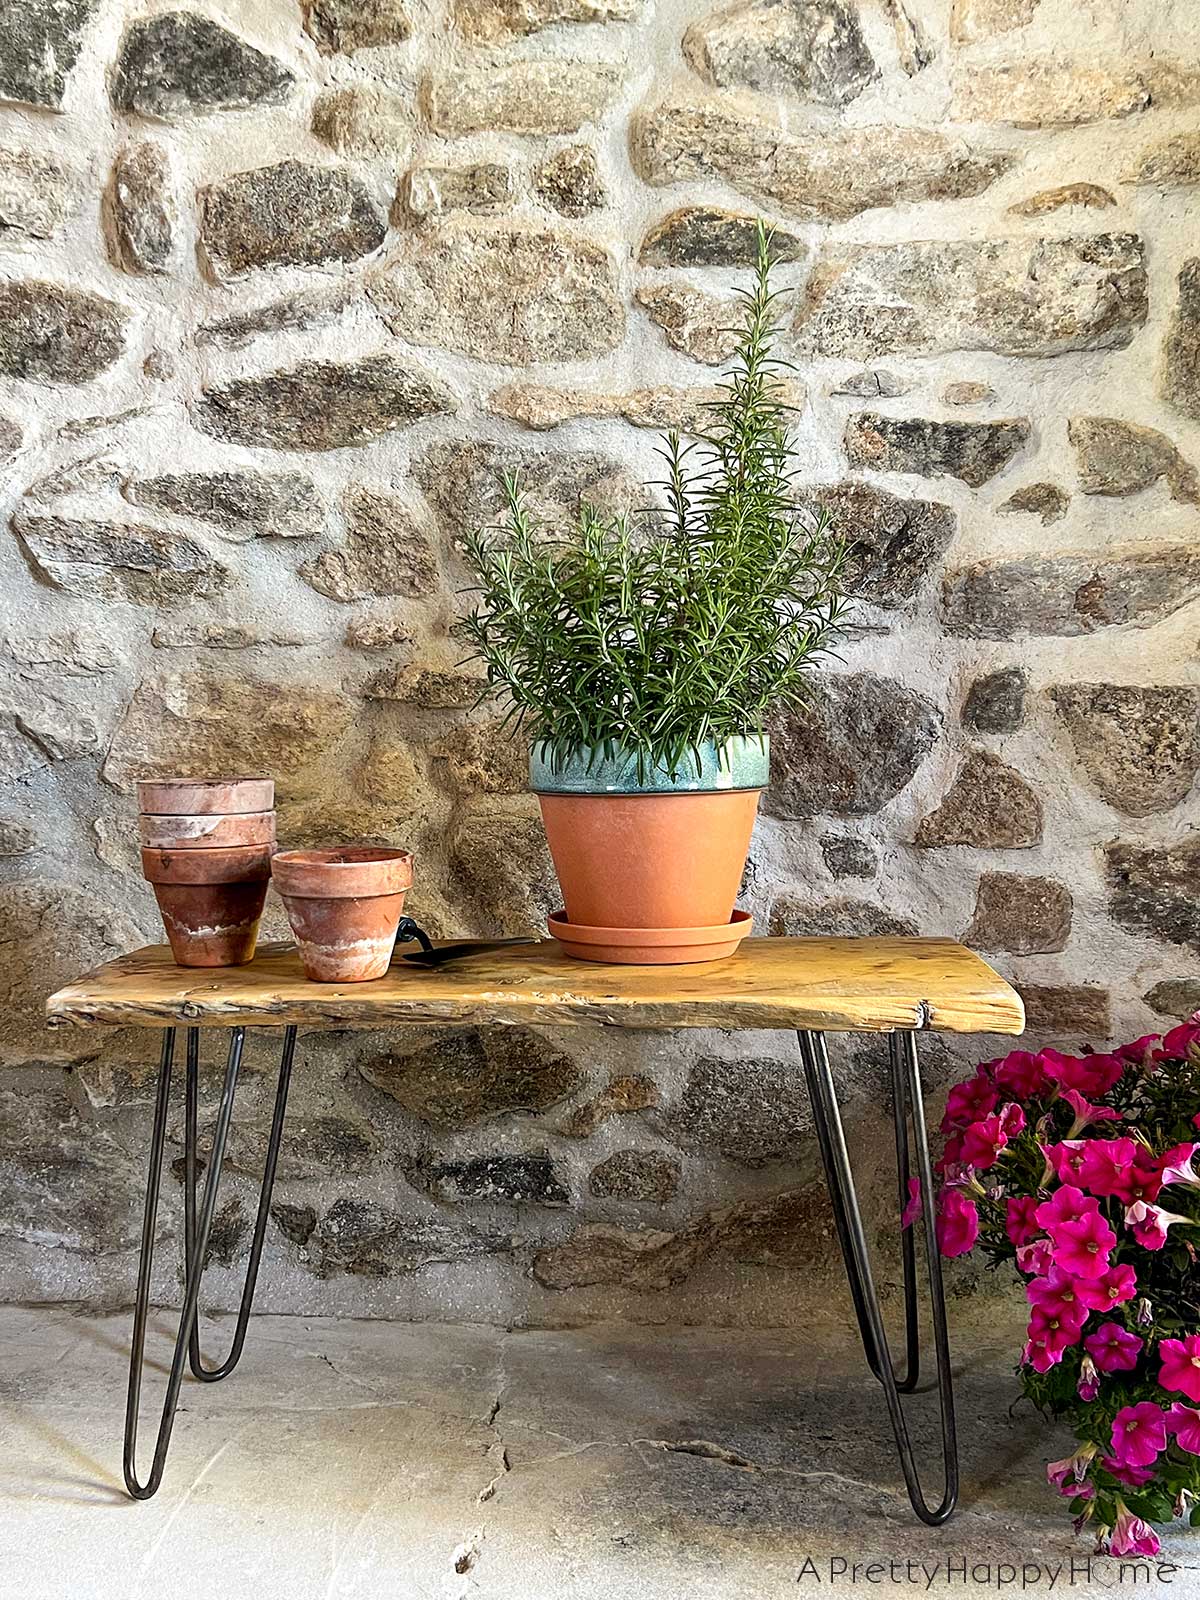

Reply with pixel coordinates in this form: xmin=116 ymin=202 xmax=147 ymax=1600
xmin=1 ymin=1303 xmax=1195 ymax=1599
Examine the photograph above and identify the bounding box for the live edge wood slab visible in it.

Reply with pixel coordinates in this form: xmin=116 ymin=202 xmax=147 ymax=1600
xmin=46 ymin=937 xmax=1025 ymax=1036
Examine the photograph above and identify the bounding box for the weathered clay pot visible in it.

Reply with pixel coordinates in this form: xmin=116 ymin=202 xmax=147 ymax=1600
xmin=137 ymin=810 xmax=276 ymax=850
xmin=141 ymin=844 xmax=274 ymax=967
xmin=271 ymin=847 xmax=414 ymax=983
xmin=137 ymin=776 xmax=274 ymax=816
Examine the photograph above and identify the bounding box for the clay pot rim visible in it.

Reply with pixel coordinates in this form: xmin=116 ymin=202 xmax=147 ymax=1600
xmin=141 ymin=843 xmax=275 ymax=884
xmin=272 ymin=846 xmax=414 ymax=899
xmin=137 ymin=776 xmax=274 ymax=815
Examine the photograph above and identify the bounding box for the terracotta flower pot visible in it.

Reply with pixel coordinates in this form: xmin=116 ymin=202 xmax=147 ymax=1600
xmin=272 ymin=847 xmax=414 ymax=983
xmin=531 ymin=737 xmax=767 ymax=962
xmin=138 ymin=810 xmax=276 ymax=850
xmin=137 ymin=776 xmax=274 ymax=816
xmin=141 ymin=844 xmax=274 ymax=968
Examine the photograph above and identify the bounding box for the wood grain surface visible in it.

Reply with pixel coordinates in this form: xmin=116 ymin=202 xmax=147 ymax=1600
xmin=46 ymin=938 xmax=1025 ymax=1036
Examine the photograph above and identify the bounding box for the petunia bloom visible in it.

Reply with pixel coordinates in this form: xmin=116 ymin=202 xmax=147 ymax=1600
xmin=1115 ymin=1148 xmax=1166 ymax=1207
xmin=1035 ymin=1184 xmax=1095 ymax=1236
xmin=942 ymin=1074 xmax=998 ymax=1132
xmin=1061 ymin=1089 xmax=1122 ymax=1138
xmin=1043 ymin=1140 xmax=1089 ymax=1186
xmin=1076 ymin=1137 xmax=1138 ymax=1198
xmin=1042 ymin=1048 xmax=1124 ymax=1099
xmin=1160 ymin=1335 xmax=1200 ymax=1402
xmin=1168 ymin=1403 xmax=1200 ymax=1455
xmin=1077 ymin=1355 xmax=1100 ymax=1402
xmin=901 ymin=1176 xmax=921 ymax=1230
xmin=1024 ymin=1305 xmax=1083 ymax=1371
xmin=1159 ymin=1142 xmax=1200 ymax=1189
xmin=1109 ymin=1502 xmax=1161 ymax=1558
xmin=1110 ymin=1402 xmax=1167 ymax=1469
xmin=1117 ymin=1035 xmax=1161 ymax=1067
xmin=1125 ymin=1200 xmax=1192 ymax=1251
xmin=936 ymin=1189 xmax=979 ymax=1258
xmin=960 ymin=1114 xmax=1012 ymax=1171
xmin=1006 ymin=1196 xmax=1041 ymax=1248
xmin=1027 ymin=1266 xmax=1088 ymax=1331
xmin=1161 ymin=1023 xmax=1200 ymax=1060
xmin=993 ymin=1050 xmax=1048 ymax=1100
xmin=1100 ymin=1455 xmax=1155 ymax=1488
xmin=1016 ymin=1238 xmax=1054 ymax=1278
xmin=1047 ymin=1443 xmax=1096 ymax=1490
xmin=1051 ymin=1209 xmax=1116 ymax=1279
xmin=1076 ymin=1262 xmax=1137 ymax=1313
xmin=1084 ymin=1321 xmax=1143 ymax=1374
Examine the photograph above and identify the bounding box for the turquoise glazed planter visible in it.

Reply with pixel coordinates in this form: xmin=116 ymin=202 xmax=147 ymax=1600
xmin=529 ymin=735 xmax=770 ymax=796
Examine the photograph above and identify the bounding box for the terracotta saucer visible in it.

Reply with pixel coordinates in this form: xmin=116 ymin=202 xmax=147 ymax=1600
xmin=547 ymin=908 xmax=752 ymax=965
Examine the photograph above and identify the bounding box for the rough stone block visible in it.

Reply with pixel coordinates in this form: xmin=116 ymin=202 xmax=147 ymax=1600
xmin=795 ymin=235 xmax=1147 ymax=359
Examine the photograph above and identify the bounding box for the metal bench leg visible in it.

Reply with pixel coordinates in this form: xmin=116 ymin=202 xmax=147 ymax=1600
xmin=184 ymin=1025 xmax=297 ymax=1382
xmin=124 ymin=1026 xmax=246 ymax=1499
xmin=798 ymin=1026 xmax=959 ymax=1526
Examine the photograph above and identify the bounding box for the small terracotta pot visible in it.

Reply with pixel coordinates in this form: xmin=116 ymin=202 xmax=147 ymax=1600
xmin=141 ymin=844 xmax=274 ymax=968
xmin=272 ymin=847 xmax=414 ymax=983
xmin=138 ymin=810 xmax=276 ymax=850
xmin=137 ymin=776 xmax=274 ymax=816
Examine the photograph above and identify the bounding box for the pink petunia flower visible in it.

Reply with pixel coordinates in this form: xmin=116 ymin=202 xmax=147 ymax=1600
xmin=1159 ymin=1142 xmax=1200 ymax=1189
xmin=901 ymin=1176 xmax=921 ymax=1230
xmin=1100 ymin=1455 xmax=1156 ymax=1488
xmin=1061 ymin=1089 xmax=1122 ymax=1138
xmin=1161 ymin=1023 xmax=1200 ymax=1060
xmin=1078 ymin=1355 xmax=1100 ymax=1402
xmin=1006 ymin=1195 xmax=1041 ymax=1248
xmin=1109 ymin=1502 xmax=1161 ymax=1558
xmin=960 ymin=1114 xmax=1012 ymax=1171
xmin=1076 ymin=1137 xmax=1138 ymax=1198
xmin=1047 ymin=1443 xmax=1096 ymax=1489
xmin=1027 ymin=1266 xmax=1089 ymax=1331
xmin=1111 ymin=1402 xmax=1167 ymax=1469
xmin=1016 ymin=1238 xmax=1054 ymax=1278
xmin=936 ymin=1132 xmax=964 ymax=1176
xmin=1024 ymin=1305 xmax=1083 ymax=1371
xmin=1076 ymin=1262 xmax=1137 ymax=1313
xmin=1084 ymin=1321 xmax=1143 ymax=1374
xmin=936 ymin=1189 xmax=979 ymax=1258
xmin=942 ymin=1074 xmax=998 ymax=1132
xmin=1043 ymin=1140 xmax=1089 ymax=1186
xmin=994 ymin=1050 xmax=1048 ymax=1100
xmin=1117 ymin=1035 xmax=1161 ymax=1066
xmin=1160 ymin=1335 xmax=1200 ymax=1402
xmin=1125 ymin=1200 xmax=1193 ymax=1251
xmin=1115 ymin=1148 xmax=1166 ymax=1207
xmin=1035 ymin=1184 xmax=1096 ymax=1236
xmin=1051 ymin=1209 xmax=1116 ymax=1279
xmin=1043 ymin=1048 xmax=1124 ymax=1099
xmin=1168 ymin=1403 xmax=1200 ymax=1455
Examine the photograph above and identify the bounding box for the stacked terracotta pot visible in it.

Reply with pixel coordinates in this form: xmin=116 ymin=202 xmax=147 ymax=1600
xmin=138 ymin=777 xmax=275 ymax=967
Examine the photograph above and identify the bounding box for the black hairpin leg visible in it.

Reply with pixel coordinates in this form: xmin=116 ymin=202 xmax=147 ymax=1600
xmin=123 ymin=1025 xmax=295 ymax=1500
xmin=184 ymin=1025 xmax=296 ymax=1381
xmin=799 ymin=1026 xmax=958 ymax=1526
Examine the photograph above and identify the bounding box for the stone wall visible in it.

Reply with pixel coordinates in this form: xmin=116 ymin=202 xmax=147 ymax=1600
xmin=0 ymin=0 xmax=1197 ymax=1325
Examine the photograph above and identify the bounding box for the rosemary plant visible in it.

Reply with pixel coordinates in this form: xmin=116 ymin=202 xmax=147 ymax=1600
xmin=459 ymin=221 xmax=852 ymax=780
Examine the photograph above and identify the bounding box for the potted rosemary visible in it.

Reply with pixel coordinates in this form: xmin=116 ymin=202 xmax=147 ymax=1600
xmin=461 ymin=224 xmax=851 ymax=963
